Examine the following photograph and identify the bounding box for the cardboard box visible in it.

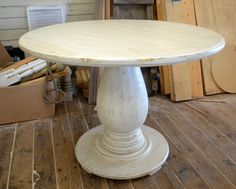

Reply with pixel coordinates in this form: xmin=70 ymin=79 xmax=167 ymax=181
xmin=0 ymin=43 xmax=11 ymax=68
xmin=0 ymin=78 xmax=55 ymax=125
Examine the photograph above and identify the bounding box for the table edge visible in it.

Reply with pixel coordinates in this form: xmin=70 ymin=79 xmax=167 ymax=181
xmin=19 ymin=38 xmax=225 ymax=67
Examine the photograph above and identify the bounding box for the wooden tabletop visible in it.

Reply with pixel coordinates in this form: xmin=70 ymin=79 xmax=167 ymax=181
xmin=19 ymin=20 xmax=225 ymax=67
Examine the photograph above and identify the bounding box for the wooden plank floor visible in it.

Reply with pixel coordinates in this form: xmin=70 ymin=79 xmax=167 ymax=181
xmin=0 ymin=94 xmax=236 ymax=189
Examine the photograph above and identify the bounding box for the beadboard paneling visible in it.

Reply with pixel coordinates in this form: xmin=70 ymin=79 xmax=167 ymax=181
xmin=0 ymin=0 xmax=94 ymax=6
xmin=0 ymin=29 xmax=28 ymax=41
xmin=67 ymin=14 xmax=94 ymax=21
xmin=0 ymin=7 xmax=26 ymax=18
xmin=0 ymin=0 xmax=95 ymax=47
xmin=0 ymin=18 xmax=28 ymax=29
xmin=68 ymin=3 xmax=95 ymax=15
xmin=0 ymin=3 xmax=95 ymax=18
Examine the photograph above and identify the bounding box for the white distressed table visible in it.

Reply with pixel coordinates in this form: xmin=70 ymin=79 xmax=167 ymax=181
xmin=19 ymin=20 xmax=225 ymax=179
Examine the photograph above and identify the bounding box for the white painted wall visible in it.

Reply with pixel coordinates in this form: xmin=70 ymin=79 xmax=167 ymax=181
xmin=0 ymin=0 xmax=95 ymax=47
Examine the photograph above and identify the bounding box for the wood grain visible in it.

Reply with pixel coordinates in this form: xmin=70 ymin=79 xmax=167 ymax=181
xmin=107 ymin=179 xmax=133 ymax=189
xmin=149 ymin=97 xmax=235 ymax=189
xmin=65 ymin=100 xmax=109 ymax=189
xmin=161 ymin=164 xmax=185 ymax=189
xmin=194 ymin=0 xmax=236 ymax=95
xmin=0 ymin=94 xmax=235 ymax=188
xmin=157 ymin=98 xmax=236 ymax=186
xmin=151 ymin=168 xmax=175 ymax=189
xmin=211 ymin=45 xmax=236 ymax=93
xmin=176 ymin=102 xmax=236 ymax=162
xmin=19 ymin=20 xmax=224 ymax=67
xmin=186 ymin=101 xmax=236 ymax=144
xmin=163 ymin=0 xmax=204 ymax=101
xmin=52 ymin=103 xmax=84 ymax=189
xmin=33 ymin=119 xmax=57 ymax=189
xmin=145 ymin=115 xmax=210 ymax=189
xmin=0 ymin=124 xmax=16 ymax=189
xmin=132 ymin=176 xmax=160 ymax=189
xmin=194 ymin=0 xmax=222 ymax=95
xmin=8 ymin=121 xmax=33 ymax=189
xmin=156 ymin=0 xmax=171 ymax=95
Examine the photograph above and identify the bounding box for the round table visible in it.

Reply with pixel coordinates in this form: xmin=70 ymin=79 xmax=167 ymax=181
xmin=19 ymin=20 xmax=225 ymax=180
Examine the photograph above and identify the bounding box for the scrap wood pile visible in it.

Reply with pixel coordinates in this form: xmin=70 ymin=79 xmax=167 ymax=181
xmin=0 ymin=54 xmax=73 ymax=102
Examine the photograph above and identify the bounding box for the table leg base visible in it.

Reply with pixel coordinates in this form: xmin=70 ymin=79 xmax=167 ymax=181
xmin=75 ymin=125 xmax=169 ymax=180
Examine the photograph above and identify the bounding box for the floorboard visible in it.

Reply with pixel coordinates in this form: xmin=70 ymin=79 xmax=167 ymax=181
xmin=0 ymin=94 xmax=235 ymax=189
xmin=175 ymin=102 xmax=236 ymax=162
xmin=146 ymin=114 xmax=211 ymax=189
xmin=149 ymin=98 xmax=235 ymax=189
xmin=33 ymin=119 xmax=57 ymax=189
xmin=0 ymin=124 xmax=16 ymax=189
xmin=66 ymin=100 xmax=109 ymax=189
xmin=52 ymin=103 xmax=84 ymax=189
xmin=154 ymin=97 xmax=236 ymax=186
xmin=152 ymin=165 xmax=176 ymax=189
xmin=8 ymin=121 xmax=33 ymax=189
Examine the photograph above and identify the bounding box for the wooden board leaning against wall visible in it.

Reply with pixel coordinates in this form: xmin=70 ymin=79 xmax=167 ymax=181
xmin=158 ymin=0 xmax=236 ymax=98
xmin=157 ymin=0 xmax=204 ymax=101
xmin=194 ymin=0 xmax=236 ymax=95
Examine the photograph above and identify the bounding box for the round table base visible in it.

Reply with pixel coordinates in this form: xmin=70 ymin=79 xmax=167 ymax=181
xmin=75 ymin=125 xmax=169 ymax=180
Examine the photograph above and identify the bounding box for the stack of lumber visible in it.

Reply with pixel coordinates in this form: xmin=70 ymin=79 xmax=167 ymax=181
xmin=157 ymin=0 xmax=204 ymax=101
xmin=0 ymin=56 xmax=66 ymax=86
xmin=157 ymin=0 xmax=236 ymax=100
xmin=0 ymin=56 xmax=70 ymax=103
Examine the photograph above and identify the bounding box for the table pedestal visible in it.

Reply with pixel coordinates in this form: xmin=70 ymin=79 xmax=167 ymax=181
xmin=75 ymin=67 xmax=169 ymax=179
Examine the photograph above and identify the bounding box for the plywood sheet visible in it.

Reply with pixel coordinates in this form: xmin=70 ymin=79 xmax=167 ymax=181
xmin=194 ymin=0 xmax=236 ymax=95
xmin=212 ymin=45 xmax=236 ymax=93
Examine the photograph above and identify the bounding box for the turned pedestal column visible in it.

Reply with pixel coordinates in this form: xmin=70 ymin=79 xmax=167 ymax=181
xmin=75 ymin=67 xmax=169 ymax=179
